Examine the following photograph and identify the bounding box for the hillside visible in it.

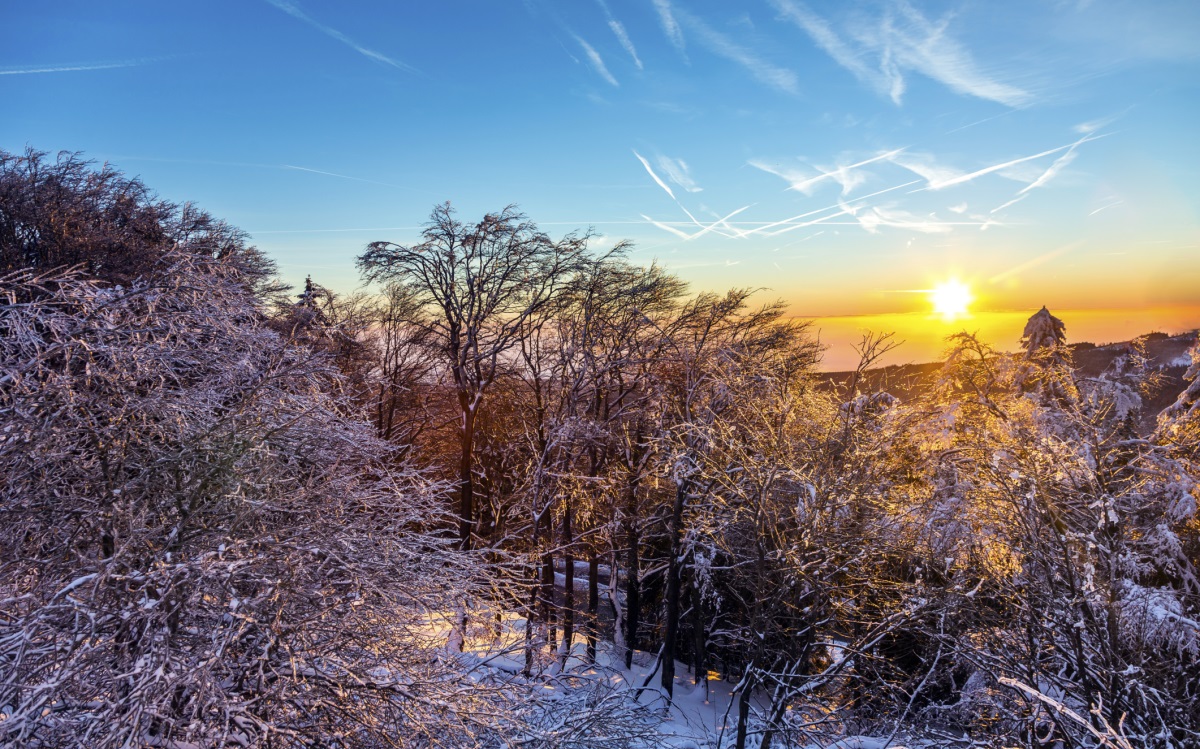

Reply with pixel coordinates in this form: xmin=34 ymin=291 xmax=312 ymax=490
xmin=823 ymin=330 xmax=1197 ymax=434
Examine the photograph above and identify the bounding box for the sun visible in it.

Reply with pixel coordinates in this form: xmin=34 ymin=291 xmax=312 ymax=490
xmin=930 ymin=279 xmax=973 ymax=321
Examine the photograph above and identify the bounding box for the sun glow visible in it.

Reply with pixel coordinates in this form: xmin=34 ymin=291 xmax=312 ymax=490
xmin=930 ymin=279 xmax=973 ymax=321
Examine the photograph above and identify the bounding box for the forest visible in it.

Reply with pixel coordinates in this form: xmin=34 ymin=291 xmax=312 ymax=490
xmin=2 ymin=148 xmax=1199 ymax=748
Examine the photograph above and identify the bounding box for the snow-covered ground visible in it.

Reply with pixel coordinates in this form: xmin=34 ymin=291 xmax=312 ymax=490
xmin=416 ymin=610 xmax=944 ymax=749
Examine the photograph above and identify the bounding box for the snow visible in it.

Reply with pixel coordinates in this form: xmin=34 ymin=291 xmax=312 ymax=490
xmin=413 ymin=609 xmax=923 ymax=748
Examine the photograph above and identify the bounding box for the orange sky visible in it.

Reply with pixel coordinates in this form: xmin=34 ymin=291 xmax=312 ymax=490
xmin=810 ymin=305 xmax=1200 ymax=371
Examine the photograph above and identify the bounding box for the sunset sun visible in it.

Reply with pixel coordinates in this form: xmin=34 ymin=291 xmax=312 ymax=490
xmin=930 ymin=279 xmax=973 ymax=321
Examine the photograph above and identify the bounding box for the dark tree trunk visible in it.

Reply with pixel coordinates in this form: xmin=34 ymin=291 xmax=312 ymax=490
xmin=661 ymin=479 xmax=689 ymax=697
xmin=587 ymin=554 xmax=599 ymax=663
xmin=457 ymin=403 xmax=476 ymax=550
xmin=735 ymin=672 xmax=753 ymax=749
xmin=541 ymin=549 xmax=556 ymax=652
xmin=561 ymin=504 xmax=575 ymax=667
xmin=692 ymin=578 xmax=706 ymax=688
xmin=624 ymin=486 xmax=640 ymax=670
xmin=524 ymin=504 xmax=543 ymax=677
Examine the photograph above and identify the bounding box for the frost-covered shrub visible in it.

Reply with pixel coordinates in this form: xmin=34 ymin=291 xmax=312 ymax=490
xmin=0 ymin=257 xmax=485 ymax=746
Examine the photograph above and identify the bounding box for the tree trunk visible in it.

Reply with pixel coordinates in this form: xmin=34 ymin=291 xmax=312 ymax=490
xmin=735 ymin=671 xmax=753 ymax=749
xmin=524 ymin=503 xmax=543 ymax=677
xmin=661 ymin=479 xmax=688 ymax=697
xmin=587 ymin=554 xmax=599 ymax=663
xmin=561 ymin=503 xmax=575 ymax=668
xmin=692 ymin=578 xmax=707 ymax=689
xmin=542 ymin=550 xmax=556 ymax=652
xmin=458 ymin=403 xmax=476 ymax=550
xmin=624 ymin=484 xmax=640 ymax=670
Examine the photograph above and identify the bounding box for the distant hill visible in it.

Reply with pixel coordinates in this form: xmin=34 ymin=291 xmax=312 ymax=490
xmin=822 ymin=330 xmax=1197 ymax=435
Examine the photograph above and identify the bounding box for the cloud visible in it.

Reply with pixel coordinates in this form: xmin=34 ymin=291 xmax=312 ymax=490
xmin=887 ymin=151 xmax=965 ymax=187
xmin=989 ymin=195 xmax=1027 ymax=214
xmin=263 ymin=0 xmax=414 ymax=72
xmin=770 ymin=0 xmax=1028 ymax=106
xmin=640 ymin=206 xmax=750 ymax=241
xmin=854 ymin=205 xmax=957 ymax=234
xmin=652 ymin=0 xmax=686 ymax=54
xmin=901 ymin=135 xmax=1104 ymax=191
xmin=609 ymin=20 xmax=643 ymax=69
xmin=656 ymin=155 xmax=702 ymax=193
xmin=737 ymin=180 xmax=919 ymax=238
xmin=984 ymin=134 xmax=1090 ymax=213
xmin=769 ymin=0 xmax=904 ymax=101
xmin=748 ymin=160 xmax=813 ymax=191
xmin=595 ymin=0 xmax=642 ymax=69
xmin=640 ymin=214 xmax=691 ymax=238
xmin=633 ymin=150 xmax=675 ymax=200
xmin=0 ymin=59 xmax=153 ymax=75
xmin=883 ymin=0 xmax=1030 ymax=106
xmin=750 ymin=149 xmax=904 ymax=195
xmin=1074 ymin=111 xmax=1125 ymax=134
xmin=575 ymin=35 xmax=619 ymax=86
xmin=686 ymin=205 xmax=752 ymax=240
xmin=988 ymin=241 xmax=1083 ymax=283
xmin=676 ymin=9 xmax=800 ymax=94
xmin=281 ymin=164 xmax=421 ymax=191
xmin=1017 ymin=146 xmax=1079 ymax=195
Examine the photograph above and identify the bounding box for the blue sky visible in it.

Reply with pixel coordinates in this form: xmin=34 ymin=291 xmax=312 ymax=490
xmin=3 ymin=0 xmax=1198 ymax=365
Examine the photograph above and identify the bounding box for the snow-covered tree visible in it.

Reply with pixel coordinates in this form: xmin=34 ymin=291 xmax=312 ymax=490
xmin=1019 ymin=305 xmax=1077 ymax=404
xmin=914 ymin=326 xmax=1200 ymax=746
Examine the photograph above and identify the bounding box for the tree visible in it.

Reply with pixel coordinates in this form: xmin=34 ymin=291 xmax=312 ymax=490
xmin=1020 ymin=305 xmax=1076 ymax=404
xmin=916 ymin=326 xmax=1200 ymax=746
xmin=358 ymin=203 xmax=593 ymax=549
xmin=653 ymin=290 xmax=819 ymax=699
xmin=0 ymin=147 xmax=278 ymax=294
xmin=0 ymin=255 xmax=500 ymax=746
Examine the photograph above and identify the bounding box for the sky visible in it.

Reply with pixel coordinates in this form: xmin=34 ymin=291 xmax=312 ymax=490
xmin=3 ymin=0 xmax=1198 ymax=368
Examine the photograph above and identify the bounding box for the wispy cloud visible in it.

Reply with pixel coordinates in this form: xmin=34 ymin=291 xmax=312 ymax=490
xmin=596 ymin=0 xmax=642 ymax=69
xmin=884 ymin=0 xmax=1030 ymax=106
xmin=687 ymin=205 xmax=752 ymax=241
xmin=854 ymin=205 xmax=967 ymax=234
xmin=1017 ymin=145 xmax=1079 ymax=195
xmin=1089 ymin=200 xmax=1123 ymax=216
xmin=676 ymin=9 xmax=799 ymax=94
xmin=263 ymin=0 xmax=414 ymax=72
xmin=281 ymin=164 xmax=421 ymax=191
xmin=609 ymin=21 xmax=643 ymax=69
xmin=750 ymin=149 xmax=904 ymax=195
xmin=641 ymin=179 xmax=932 ymax=242
xmin=576 ymin=35 xmax=619 ymax=86
xmin=633 ymin=150 xmax=675 ymax=200
xmin=769 ymin=0 xmax=903 ymax=101
xmin=0 ymin=59 xmax=153 ymax=75
xmin=989 ymin=241 xmax=1083 ymax=283
xmin=771 ymin=0 xmax=1029 ymax=106
xmin=902 ymin=135 xmax=1105 ymax=191
xmin=989 ymin=195 xmax=1026 ymax=214
xmin=887 ymin=151 xmax=965 ymax=187
xmin=656 ymin=155 xmax=702 ymax=193
xmin=1074 ymin=110 xmax=1128 ymax=134
xmin=740 ymin=180 xmax=920 ymax=238
xmin=652 ymin=0 xmax=686 ymax=55
xmin=641 ymin=214 xmax=690 ymax=238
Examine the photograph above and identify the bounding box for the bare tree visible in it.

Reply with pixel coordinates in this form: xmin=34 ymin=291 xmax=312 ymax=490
xmin=358 ymin=203 xmax=592 ymax=549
